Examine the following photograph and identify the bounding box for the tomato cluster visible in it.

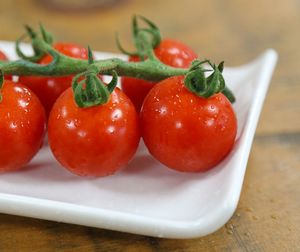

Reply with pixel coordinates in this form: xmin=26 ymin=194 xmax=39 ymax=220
xmin=0 ymin=38 xmax=237 ymax=177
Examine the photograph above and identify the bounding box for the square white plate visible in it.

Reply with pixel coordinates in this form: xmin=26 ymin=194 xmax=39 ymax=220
xmin=0 ymin=41 xmax=277 ymax=238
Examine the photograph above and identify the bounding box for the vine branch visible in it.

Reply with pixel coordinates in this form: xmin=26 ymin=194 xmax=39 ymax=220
xmin=0 ymin=36 xmax=188 ymax=81
xmin=0 ymin=16 xmax=236 ymax=107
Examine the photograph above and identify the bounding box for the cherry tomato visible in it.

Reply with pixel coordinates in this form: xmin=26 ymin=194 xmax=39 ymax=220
xmin=121 ymin=39 xmax=198 ymax=111
xmin=48 ymin=87 xmax=140 ymax=177
xmin=0 ymin=50 xmax=12 ymax=80
xmin=19 ymin=42 xmax=89 ymax=115
xmin=141 ymin=76 xmax=237 ymax=172
xmin=0 ymin=80 xmax=46 ymax=172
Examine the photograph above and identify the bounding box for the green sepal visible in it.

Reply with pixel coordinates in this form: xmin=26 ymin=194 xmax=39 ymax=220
xmin=73 ymin=75 xmax=111 ymax=108
xmin=115 ymin=32 xmax=138 ymax=57
xmin=74 ymin=80 xmax=86 ymax=108
xmin=132 ymin=15 xmax=161 ymax=60
xmin=116 ymin=15 xmax=162 ymax=60
xmin=15 ymin=25 xmax=45 ymax=62
xmin=222 ymin=86 xmax=236 ymax=103
xmin=107 ymin=70 xmax=118 ymax=93
xmin=71 ymin=47 xmax=116 ymax=108
xmin=184 ymin=69 xmax=207 ymax=95
xmin=184 ymin=60 xmax=235 ymax=103
xmin=134 ymin=15 xmax=161 ymax=48
xmin=39 ymin=23 xmax=54 ymax=45
xmin=87 ymin=46 xmax=94 ymax=64
xmin=203 ymin=64 xmax=226 ymax=98
xmin=218 ymin=61 xmax=224 ymax=72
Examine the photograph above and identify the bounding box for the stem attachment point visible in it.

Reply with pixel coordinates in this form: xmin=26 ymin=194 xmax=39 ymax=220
xmin=72 ymin=47 xmax=118 ymax=108
xmin=184 ymin=60 xmax=235 ymax=103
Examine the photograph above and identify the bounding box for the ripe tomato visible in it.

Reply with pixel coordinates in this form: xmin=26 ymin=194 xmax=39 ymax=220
xmin=0 ymin=50 xmax=12 ymax=80
xmin=0 ymin=80 xmax=46 ymax=172
xmin=48 ymin=87 xmax=140 ymax=177
xmin=121 ymin=39 xmax=198 ymax=111
xmin=19 ymin=42 xmax=88 ymax=115
xmin=141 ymin=76 xmax=237 ymax=172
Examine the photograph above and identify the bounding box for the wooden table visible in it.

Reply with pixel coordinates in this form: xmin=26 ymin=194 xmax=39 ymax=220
xmin=0 ymin=0 xmax=299 ymax=251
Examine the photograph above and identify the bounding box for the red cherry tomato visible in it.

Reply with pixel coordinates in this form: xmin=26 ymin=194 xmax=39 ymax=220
xmin=48 ymin=87 xmax=140 ymax=177
xmin=141 ymin=76 xmax=237 ymax=172
xmin=0 ymin=81 xmax=46 ymax=172
xmin=19 ymin=42 xmax=88 ymax=115
xmin=0 ymin=50 xmax=13 ymax=80
xmin=121 ymin=39 xmax=198 ymax=111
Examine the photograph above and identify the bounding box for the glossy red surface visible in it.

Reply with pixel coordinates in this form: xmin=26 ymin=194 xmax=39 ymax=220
xmin=0 ymin=81 xmax=46 ymax=172
xmin=141 ymin=76 xmax=237 ymax=172
xmin=48 ymin=87 xmax=140 ymax=177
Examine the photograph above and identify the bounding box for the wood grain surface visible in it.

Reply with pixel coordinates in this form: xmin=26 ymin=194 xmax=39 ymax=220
xmin=0 ymin=0 xmax=299 ymax=251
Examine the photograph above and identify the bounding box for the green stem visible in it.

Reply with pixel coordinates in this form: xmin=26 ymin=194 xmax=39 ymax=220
xmin=0 ymin=35 xmax=187 ymax=80
xmin=0 ymin=24 xmax=235 ymax=107
xmin=0 ymin=56 xmax=188 ymax=81
xmin=0 ymin=19 xmax=187 ymax=82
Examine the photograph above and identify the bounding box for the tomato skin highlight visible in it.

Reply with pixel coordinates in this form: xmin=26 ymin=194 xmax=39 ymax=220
xmin=0 ymin=81 xmax=46 ymax=172
xmin=154 ymin=39 xmax=198 ymax=68
xmin=19 ymin=42 xmax=88 ymax=115
xmin=141 ymin=76 xmax=237 ymax=173
xmin=48 ymin=87 xmax=140 ymax=177
xmin=121 ymin=39 xmax=198 ymax=111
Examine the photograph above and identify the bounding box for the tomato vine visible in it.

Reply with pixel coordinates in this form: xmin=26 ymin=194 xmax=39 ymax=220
xmin=0 ymin=15 xmax=235 ymax=107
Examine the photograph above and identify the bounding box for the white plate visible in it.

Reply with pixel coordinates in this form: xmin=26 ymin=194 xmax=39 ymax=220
xmin=0 ymin=41 xmax=277 ymax=238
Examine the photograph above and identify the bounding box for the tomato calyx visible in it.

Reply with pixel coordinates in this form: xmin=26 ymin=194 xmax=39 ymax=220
xmin=39 ymin=23 xmax=54 ymax=45
xmin=184 ymin=60 xmax=235 ymax=103
xmin=72 ymin=47 xmax=118 ymax=108
xmin=16 ymin=24 xmax=54 ymax=63
xmin=116 ymin=15 xmax=161 ymax=60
